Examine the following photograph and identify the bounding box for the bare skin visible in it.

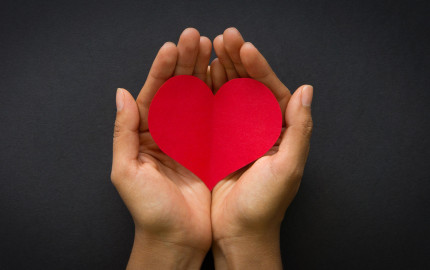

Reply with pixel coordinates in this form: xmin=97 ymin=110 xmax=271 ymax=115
xmin=210 ymin=27 xmax=313 ymax=269
xmin=111 ymin=27 xmax=313 ymax=269
xmin=112 ymin=29 xmax=213 ymax=269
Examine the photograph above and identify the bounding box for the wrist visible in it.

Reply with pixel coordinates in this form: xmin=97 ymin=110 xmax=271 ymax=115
xmin=212 ymin=229 xmax=282 ymax=270
xmin=127 ymin=230 xmax=207 ymax=270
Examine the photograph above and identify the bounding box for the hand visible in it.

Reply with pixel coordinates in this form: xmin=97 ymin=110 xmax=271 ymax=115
xmin=111 ymin=28 xmax=214 ymax=269
xmin=210 ymin=28 xmax=313 ymax=269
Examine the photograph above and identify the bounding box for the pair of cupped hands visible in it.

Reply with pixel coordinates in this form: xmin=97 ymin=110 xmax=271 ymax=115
xmin=111 ymin=27 xmax=313 ymax=269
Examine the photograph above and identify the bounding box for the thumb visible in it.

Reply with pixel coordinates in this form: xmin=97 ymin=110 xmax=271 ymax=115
xmin=273 ymin=85 xmax=313 ymax=180
xmin=112 ymin=88 xmax=140 ymax=167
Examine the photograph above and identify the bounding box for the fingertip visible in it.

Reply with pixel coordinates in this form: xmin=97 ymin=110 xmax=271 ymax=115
xmin=161 ymin=42 xmax=177 ymax=57
xmin=180 ymin=27 xmax=200 ymax=43
xmin=285 ymin=85 xmax=313 ymax=124
xmin=114 ymin=87 xmax=139 ymax=132
xmin=159 ymin=41 xmax=178 ymax=55
xmin=116 ymin=88 xmax=125 ymax=112
xmin=157 ymin=42 xmax=178 ymax=66
xmin=239 ymin=42 xmax=264 ymax=77
xmin=213 ymin=34 xmax=223 ymax=46
xmin=183 ymin=27 xmax=200 ymax=35
xmin=121 ymin=87 xmax=134 ymax=100
xmin=301 ymin=85 xmax=313 ymax=107
xmin=162 ymin=41 xmax=176 ymax=47
xmin=210 ymin=57 xmax=220 ymax=66
xmin=290 ymin=85 xmax=306 ymax=105
xmin=210 ymin=58 xmax=224 ymax=73
xmin=224 ymin=27 xmax=240 ymax=36
xmin=239 ymin=42 xmax=257 ymax=61
xmin=177 ymin=27 xmax=200 ymax=56
xmin=200 ymin=35 xmax=211 ymax=44
xmin=242 ymin=41 xmax=255 ymax=49
xmin=223 ymin=27 xmax=243 ymax=40
xmin=225 ymin=26 xmax=238 ymax=32
xmin=119 ymin=88 xmax=138 ymax=111
xmin=199 ymin=36 xmax=212 ymax=54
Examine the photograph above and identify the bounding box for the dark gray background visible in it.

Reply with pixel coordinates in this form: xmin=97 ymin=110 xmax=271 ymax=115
xmin=1 ymin=0 xmax=429 ymax=269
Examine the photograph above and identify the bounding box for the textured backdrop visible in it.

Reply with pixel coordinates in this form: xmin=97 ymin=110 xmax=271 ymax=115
xmin=0 ymin=0 xmax=429 ymax=269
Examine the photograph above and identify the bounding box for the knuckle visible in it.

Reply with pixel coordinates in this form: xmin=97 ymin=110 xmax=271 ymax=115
xmin=182 ymin=43 xmax=197 ymax=54
xmin=300 ymin=117 xmax=313 ymax=137
xmin=158 ymin=54 xmax=176 ymax=67
xmin=113 ymin=119 xmax=123 ymax=140
xmin=113 ymin=121 xmax=120 ymax=137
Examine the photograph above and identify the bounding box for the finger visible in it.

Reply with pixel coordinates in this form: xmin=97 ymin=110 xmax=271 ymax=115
xmin=206 ymin=66 xmax=213 ymax=90
xmin=193 ymin=36 xmax=212 ymax=85
xmin=136 ymin=42 xmax=178 ymax=131
xmin=213 ymin=34 xmax=239 ymax=80
xmin=113 ymin=88 xmax=140 ymax=168
xmin=240 ymin=42 xmax=291 ymax=109
xmin=210 ymin=58 xmax=228 ymax=93
xmin=174 ymin=28 xmax=200 ymax=76
xmin=273 ymin=85 xmax=313 ymax=178
xmin=223 ymin=27 xmax=249 ymax=77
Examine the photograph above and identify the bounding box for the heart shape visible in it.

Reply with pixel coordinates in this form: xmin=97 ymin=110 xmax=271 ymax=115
xmin=148 ymin=75 xmax=282 ymax=190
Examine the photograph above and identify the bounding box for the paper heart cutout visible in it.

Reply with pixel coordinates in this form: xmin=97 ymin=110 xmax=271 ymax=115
xmin=148 ymin=75 xmax=282 ymax=190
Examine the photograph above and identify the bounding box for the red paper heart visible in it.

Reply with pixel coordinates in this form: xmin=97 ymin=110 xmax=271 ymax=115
xmin=148 ymin=75 xmax=282 ymax=190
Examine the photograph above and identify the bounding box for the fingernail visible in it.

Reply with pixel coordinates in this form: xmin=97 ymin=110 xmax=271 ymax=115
xmin=116 ymin=88 xmax=124 ymax=111
xmin=301 ymin=85 xmax=313 ymax=107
